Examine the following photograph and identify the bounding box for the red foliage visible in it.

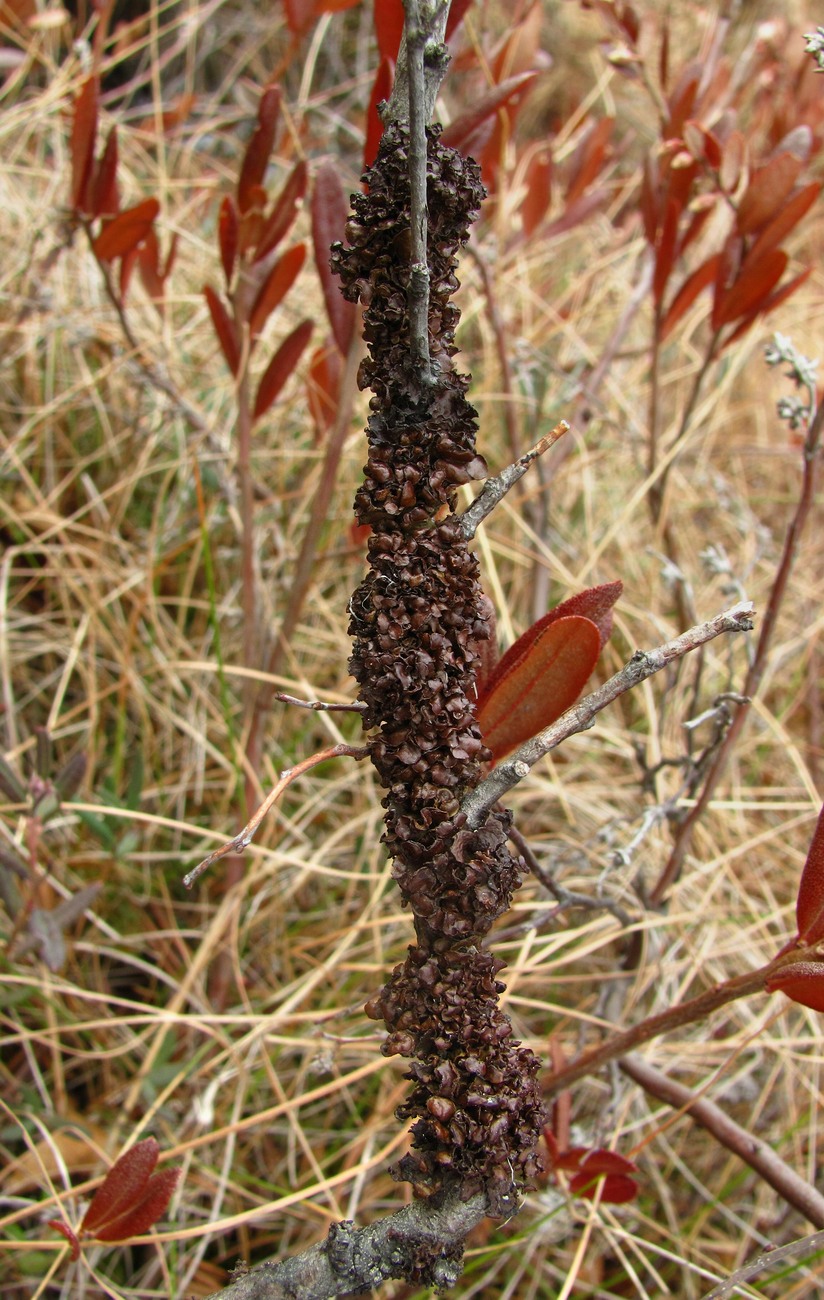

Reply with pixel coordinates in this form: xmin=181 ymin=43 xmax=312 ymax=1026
xmin=795 ymin=804 xmax=824 ymax=944
xmin=311 ymin=162 xmax=357 ymax=355
xmin=92 ymin=199 xmax=160 ymax=262
xmin=254 ymin=318 xmax=314 ymax=420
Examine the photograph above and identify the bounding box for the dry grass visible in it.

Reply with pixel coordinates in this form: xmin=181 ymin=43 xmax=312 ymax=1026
xmin=1 ymin=2 xmax=823 ymax=1297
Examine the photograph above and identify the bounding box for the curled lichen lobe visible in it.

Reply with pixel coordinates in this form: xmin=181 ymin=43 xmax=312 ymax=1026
xmin=337 ymin=123 xmax=544 ymax=1207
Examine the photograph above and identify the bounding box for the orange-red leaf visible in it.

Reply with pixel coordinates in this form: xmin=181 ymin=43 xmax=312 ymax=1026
xmin=747 ymin=182 xmax=822 ymax=265
xmin=89 ymin=127 xmax=119 ymax=219
xmin=71 ymin=77 xmax=98 ymax=213
xmin=445 ymin=0 xmax=473 ymax=38
xmin=565 ymin=117 xmax=614 ymax=207
xmin=479 ymin=581 xmax=622 ymax=702
xmin=255 ymin=159 xmax=308 ymax=263
xmin=218 ymin=195 xmax=239 ymax=286
xmin=661 ymin=253 xmax=721 ymax=339
xmin=365 ymin=56 xmax=393 ymax=170
xmin=253 ymin=318 xmax=313 ymax=421
xmin=521 ymin=145 xmax=553 ymax=239
xmin=373 ymin=0 xmax=404 ymax=61
xmin=92 ymin=1167 xmax=181 ymax=1242
xmin=713 ymin=248 xmax=787 ymax=328
xmin=766 ymin=963 xmax=824 ymax=1013
xmin=737 ymin=153 xmax=803 ymax=235
xmin=237 ymin=85 xmax=281 ymax=213
xmin=284 ymin=0 xmax=313 ymax=33
xmin=440 ymin=72 xmax=537 ymax=156
xmin=476 ymin=615 xmax=601 ymax=760
xmin=204 ymin=283 xmax=240 ymax=375
xmin=796 ymin=804 xmax=824 ymax=943
xmin=312 ymin=162 xmax=356 ymax=355
xmin=93 ymin=198 xmax=159 ymax=261
xmin=307 ymin=339 xmax=342 ymax=438
xmin=653 ymin=197 xmax=679 ymax=304
xmin=48 ymin=1218 xmax=80 ymax=1261
xmin=81 ymin=1137 xmax=158 ymax=1234
xmin=249 ymin=242 xmax=306 ymax=340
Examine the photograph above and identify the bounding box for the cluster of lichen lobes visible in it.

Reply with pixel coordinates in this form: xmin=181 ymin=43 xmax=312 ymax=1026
xmin=332 ymin=123 xmax=544 ymax=1213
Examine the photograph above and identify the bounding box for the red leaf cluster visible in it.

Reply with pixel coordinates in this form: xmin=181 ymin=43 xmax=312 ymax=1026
xmin=767 ymin=805 xmax=824 ymax=1014
xmin=48 ymin=1137 xmax=180 ymax=1261
xmin=545 ymin=1130 xmax=640 ymax=1204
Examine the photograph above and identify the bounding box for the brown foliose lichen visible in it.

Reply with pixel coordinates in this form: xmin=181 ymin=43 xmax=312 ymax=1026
xmin=333 ymin=122 xmax=544 ymax=1211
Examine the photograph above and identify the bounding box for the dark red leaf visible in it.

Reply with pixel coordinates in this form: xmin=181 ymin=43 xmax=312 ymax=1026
xmin=477 ymin=615 xmax=602 ymax=761
xmin=71 ymin=77 xmax=98 ymax=213
xmin=521 ymin=145 xmax=553 ymax=239
xmin=441 ymin=73 xmax=537 ymax=156
xmin=665 ymin=63 xmax=699 ymax=136
xmin=315 ymin=0 xmax=359 ymax=11
xmin=720 ymin=268 xmax=813 ymax=351
xmin=307 ymin=339 xmax=342 ymax=438
xmin=737 ymin=153 xmax=804 ymax=236
xmin=136 ymin=227 xmax=162 ymax=301
xmin=253 ymin=318 xmax=313 ymax=421
xmin=91 ymin=1167 xmax=181 ymax=1242
xmin=766 ymin=962 xmax=824 ymax=1013
xmin=373 ymin=0 xmax=404 ymax=61
xmin=284 ymin=0 xmax=314 ymax=33
xmin=796 ymin=804 xmax=824 ymax=943
xmin=250 ymin=242 xmax=306 ymax=340
xmin=119 ymin=246 xmax=138 ymax=299
xmin=661 ymin=254 xmax=721 ymax=339
xmin=238 ymin=85 xmax=281 ymax=213
xmin=445 ymin=0 xmax=473 ymax=38
xmin=204 ymin=283 xmax=240 ymax=375
xmin=479 ymin=581 xmax=622 ymax=707
xmin=570 ymin=1169 xmax=639 ymax=1204
xmin=255 ymin=159 xmax=308 ymax=263
xmin=714 ymin=248 xmax=787 ymax=328
xmin=311 ymin=162 xmax=357 ymax=355
xmin=640 ymin=155 xmax=659 ymax=247
xmin=81 ymin=1137 xmax=158 ymax=1234
xmin=89 ymin=127 xmax=119 ymax=219
xmin=565 ymin=117 xmax=614 ymax=207
xmin=93 ymin=198 xmax=159 ymax=262
xmin=219 ymin=195 xmax=239 ymax=287
xmin=365 ymin=56 xmax=393 ymax=170
xmin=747 ymin=182 xmax=822 ymax=265
xmin=48 ymin=1219 xmax=81 ymax=1261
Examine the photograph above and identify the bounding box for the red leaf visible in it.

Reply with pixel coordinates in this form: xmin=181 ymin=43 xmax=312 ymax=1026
xmin=89 ymin=127 xmax=119 ymax=219
xmin=253 ymin=318 xmax=313 ymax=421
xmin=719 ymin=268 xmax=813 ymax=352
xmin=796 ymin=804 xmax=824 ymax=943
xmin=365 ymin=56 xmax=393 ymax=170
xmin=766 ymin=962 xmax=824 ymax=1013
xmin=71 ymin=77 xmax=98 ymax=213
xmin=445 ymin=0 xmax=473 ymax=38
xmin=307 ymin=339 xmax=343 ymax=438
xmin=737 ymin=153 xmax=803 ymax=235
xmin=315 ymin=0 xmax=359 ymax=11
xmin=640 ymin=155 xmax=659 ymax=246
xmin=440 ymin=72 xmax=537 ymax=156
xmin=219 ymin=195 xmax=239 ymax=286
xmin=568 ymin=1149 xmax=639 ymax=1204
xmin=311 ymin=162 xmax=356 ymax=355
xmin=713 ymin=248 xmax=787 ymax=329
xmin=48 ymin=1219 xmax=80 ymax=1261
xmin=565 ymin=117 xmax=614 ymax=207
xmin=747 ymin=182 xmax=822 ymax=265
xmin=91 ymin=1167 xmax=181 ymax=1242
xmin=373 ymin=0 xmax=404 ymax=61
xmin=661 ymin=254 xmax=721 ymax=339
xmin=255 ymin=159 xmax=308 ymax=263
xmin=93 ymin=198 xmax=159 ymax=261
xmin=136 ymin=226 xmax=162 ymax=300
xmin=521 ymin=144 xmax=553 ymax=239
xmin=204 ymin=283 xmax=240 ymax=375
xmin=479 ymin=581 xmax=622 ymax=706
xmin=237 ymin=84 xmax=281 ymax=213
xmin=490 ymin=2 xmax=542 ymax=83
xmin=81 ymin=1137 xmax=158 ymax=1234
xmin=665 ymin=63 xmax=699 ymax=137
xmin=476 ymin=615 xmax=601 ymax=761
xmin=250 ymin=242 xmax=306 ymax=340
xmin=284 ymin=0 xmax=314 ymax=33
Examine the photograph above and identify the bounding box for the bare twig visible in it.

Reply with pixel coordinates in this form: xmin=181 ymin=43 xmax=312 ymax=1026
xmin=183 ymin=744 xmax=367 ymax=887
xmin=462 ymin=602 xmax=756 ymax=828
xmin=699 ymin=1230 xmax=824 ymax=1300
xmin=206 ymin=1188 xmax=490 ymax=1300
xmin=457 ymin=422 xmax=569 ymax=539
xmin=384 ymin=0 xmax=451 ymax=128
xmin=509 ymin=823 xmax=633 ymax=929
xmin=652 ymin=398 xmax=824 ymax=903
xmin=404 ymin=0 xmax=434 ymax=378
xmin=272 ymin=692 xmax=366 ymax=714
xmin=620 ymin=1054 xmax=824 ymax=1228
xmin=543 ymin=939 xmax=823 ymax=1099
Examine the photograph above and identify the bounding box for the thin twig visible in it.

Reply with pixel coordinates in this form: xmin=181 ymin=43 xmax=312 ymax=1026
xmin=620 ymin=1053 xmax=824 ymax=1228
xmin=272 ymin=692 xmax=366 ymax=714
xmin=509 ymin=823 xmax=633 ymax=929
xmin=384 ymin=0 xmax=451 ymax=128
xmin=183 ymin=743 xmax=367 ymax=888
xmin=699 ymin=1230 xmax=824 ymax=1300
xmin=462 ymin=601 xmax=756 ymax=828
xmin=652 ymin=398 xmax=824 ymax=903
xmin=404 ymin=0 xmax=433 ymax=379
xmin=457 ymin=422 xmax=568 ymax=540
xmin=543 ymin=939 xmax=824 ymax=1099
